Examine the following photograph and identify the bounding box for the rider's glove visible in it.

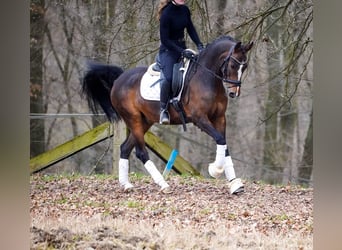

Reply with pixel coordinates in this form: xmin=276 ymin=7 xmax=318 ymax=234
xmin=182 ymin=49 xmax=196 ymax=59
xmin=197 ymin=43 xmax=205 ymax=53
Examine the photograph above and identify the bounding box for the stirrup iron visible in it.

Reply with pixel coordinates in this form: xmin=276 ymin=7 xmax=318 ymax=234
xmin=159 ymin=109 xmax=170 ymax=124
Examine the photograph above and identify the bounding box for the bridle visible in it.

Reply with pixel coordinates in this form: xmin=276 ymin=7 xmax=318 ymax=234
xmin=191 ymin=42 xmax=247 ymax=89
xmin=219 ymin=43 xmax=247 ymax=87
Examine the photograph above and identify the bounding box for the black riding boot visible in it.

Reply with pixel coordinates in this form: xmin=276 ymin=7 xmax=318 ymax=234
xmin=160 ymin=79 xmax=171 ymax=124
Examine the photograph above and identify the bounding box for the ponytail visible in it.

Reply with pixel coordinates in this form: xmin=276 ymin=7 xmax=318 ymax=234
xmin=157 ymin=0 xmax=170 ymax=21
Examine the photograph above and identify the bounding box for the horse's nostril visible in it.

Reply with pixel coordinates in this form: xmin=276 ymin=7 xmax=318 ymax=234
xmin=229 ymin=92 xmax=236 ymax=98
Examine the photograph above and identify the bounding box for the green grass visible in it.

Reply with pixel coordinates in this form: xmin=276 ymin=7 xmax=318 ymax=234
xmin=199 ymin=208 xmax=211 ymax=215
xmin=125 ymin=200 xmax=145 ymax=210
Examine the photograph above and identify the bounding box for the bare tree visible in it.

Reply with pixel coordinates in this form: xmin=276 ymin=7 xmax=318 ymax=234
xmin=230 ymin=0 xmax=313 ymax=184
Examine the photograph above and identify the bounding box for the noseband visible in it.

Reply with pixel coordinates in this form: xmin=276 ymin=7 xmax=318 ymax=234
xmin=220 ymin=43 xmax=247 ymax=87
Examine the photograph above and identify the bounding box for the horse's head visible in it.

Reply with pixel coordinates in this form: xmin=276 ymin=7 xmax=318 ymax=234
xmin=220 ymin=40 xmax=253 ymax=98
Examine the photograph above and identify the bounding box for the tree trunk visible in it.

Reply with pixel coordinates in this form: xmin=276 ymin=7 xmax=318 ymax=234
xmin=30 ymin=0 xmax=46 ymax=157
xmin=279 ymin=95 xmax=297 ymax=184
xmin=90 ymin=0 xmax=113 ymax=131
xmin=262 ymin=19 xmax=284 ymax=184
xmin=299 ymin=109 xmax=313 ymax=186
xmin=214 ymin=0 xmax=227 ymax=36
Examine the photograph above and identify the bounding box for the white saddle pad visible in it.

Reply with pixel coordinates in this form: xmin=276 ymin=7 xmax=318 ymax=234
xmin=140 ymin=63 xmax=162 ymax=101
xmin=140 ymin=53 xmax=194 ymax=101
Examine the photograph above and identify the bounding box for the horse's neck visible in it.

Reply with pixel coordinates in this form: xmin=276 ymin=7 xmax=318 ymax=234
xmin=186 ymin=40 xmax=234 ymax=87
xmin=196 ymin=52 xmax=224 ymax=77
xmin=201 ymin=45 xmax=229 ymax=71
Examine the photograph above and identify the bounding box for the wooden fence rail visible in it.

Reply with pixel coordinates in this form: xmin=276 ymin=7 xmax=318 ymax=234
xmin=30 ymin=122 xmax=199 ymax=176
xmin=30 ymin=122 xmax=113 ymax=174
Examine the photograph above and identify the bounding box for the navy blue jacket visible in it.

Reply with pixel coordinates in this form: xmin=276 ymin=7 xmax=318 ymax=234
xmin=159 ymin=2 xmax=202 ymax=54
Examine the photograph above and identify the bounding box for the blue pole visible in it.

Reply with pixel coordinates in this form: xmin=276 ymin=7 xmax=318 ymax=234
xmin=163 ymin=149 xmax=178 ymax=177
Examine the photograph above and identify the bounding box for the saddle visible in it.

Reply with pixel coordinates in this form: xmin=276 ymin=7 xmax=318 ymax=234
xmin=140 ymin=50 xmax=196 ymax=131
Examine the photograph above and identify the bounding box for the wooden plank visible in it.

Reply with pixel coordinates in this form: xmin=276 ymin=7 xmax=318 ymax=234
xmin=144 ymin=131 xmax=201 ymax=176
xmin=30 ymin=122 xmax=200 ymax=177
xmin=30 ymin=122 xmax=113 ymax=174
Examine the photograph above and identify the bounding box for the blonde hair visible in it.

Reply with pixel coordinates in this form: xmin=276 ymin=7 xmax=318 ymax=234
xmin=157 ymin=0 xmax=170 ymax=21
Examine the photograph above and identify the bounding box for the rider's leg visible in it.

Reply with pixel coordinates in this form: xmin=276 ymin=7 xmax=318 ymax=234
xmin=158 ymin=50 xmax=177 ymax=124
xmin=160 ymin=78 xmax=171 ymax=124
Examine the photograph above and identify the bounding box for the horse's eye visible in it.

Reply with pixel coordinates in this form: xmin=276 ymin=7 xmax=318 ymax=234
xmin=230 ymin=63 xmax=237 ymax=70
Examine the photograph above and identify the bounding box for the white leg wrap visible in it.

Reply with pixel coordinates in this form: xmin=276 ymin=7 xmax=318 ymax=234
xmin=214 ymin=144 xmax=226 ymax=167
xmin=119 ymin=158 xmax=134 ymax=190
xmin=208 ymin=145 xmax=226 ymax=178
xmin=224 ymin=156 xmax=244 ymax=194
xmin=144 ymin=160 xmax=169 ymax=189
xmin=224 ymin=156 xmax=236 ymax=181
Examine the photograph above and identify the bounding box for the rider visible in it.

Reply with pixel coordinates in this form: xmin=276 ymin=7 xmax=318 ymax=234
xmin=157 ymin=0 xmax=204 ymax=124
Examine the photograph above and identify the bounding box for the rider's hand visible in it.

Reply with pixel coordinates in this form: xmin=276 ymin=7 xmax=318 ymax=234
xmin=197 ymin=43 xmax=205 ymax=53
xmin=182 ymin=49 xmax=195 ymax=59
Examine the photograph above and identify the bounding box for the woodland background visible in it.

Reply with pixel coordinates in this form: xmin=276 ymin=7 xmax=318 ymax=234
xmin=30 ymin=0 xmax=313 ymax=186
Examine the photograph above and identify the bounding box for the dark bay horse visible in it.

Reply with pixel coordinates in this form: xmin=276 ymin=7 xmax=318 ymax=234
xmin=82 ymin=36 xmax=253 ymax=194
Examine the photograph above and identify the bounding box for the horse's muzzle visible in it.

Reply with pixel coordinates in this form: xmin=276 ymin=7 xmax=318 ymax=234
xmin=228 ymin=86 xmax=240 ymax=98
xmin=229 ymin=92 xmax=236 ymax=98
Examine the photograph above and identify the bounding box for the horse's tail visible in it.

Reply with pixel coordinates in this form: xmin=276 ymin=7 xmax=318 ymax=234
xmin=81 ymin=61 xmax=124 ymax=122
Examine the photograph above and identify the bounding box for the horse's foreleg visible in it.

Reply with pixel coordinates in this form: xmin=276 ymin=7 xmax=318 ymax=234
xmin=195 ymin=117 xmax=227 ymax=177
xmin=196 ymin=117 xmax=244 ymax=194
xmin=208 ymin=144 xmax=227 ymax=178
xmin=223 ymin=155 xmax=244 ymax=194
xmin=208 ymin=146 xmax=237 ymax=181
xmin=210 ymin=146 xmax=244 ymax=194
xmin=223 ymin=155 xmax=235 ymax=181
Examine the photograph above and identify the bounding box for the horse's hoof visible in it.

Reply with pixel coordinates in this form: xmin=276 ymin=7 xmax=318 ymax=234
xmin=160 ymin=186 xmax=173 ymax=194
xmin=123 ymin=183 xmax=134 ymax=192
xmin=228 ymin=178 xmax=244 ymax=194
xmin=208 ymin=163 xmax=224 ymax=179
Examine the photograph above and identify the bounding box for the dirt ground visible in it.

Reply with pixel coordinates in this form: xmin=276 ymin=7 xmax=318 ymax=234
xmin=30 ymin=174 xmax=313 ymax=249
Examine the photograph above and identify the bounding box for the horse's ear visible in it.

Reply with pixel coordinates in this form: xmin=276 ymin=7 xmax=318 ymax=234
xmin=234 ymin=42 xmax=242 ymax=52
xmin=244 ymin=41 xmax=254 ymax=52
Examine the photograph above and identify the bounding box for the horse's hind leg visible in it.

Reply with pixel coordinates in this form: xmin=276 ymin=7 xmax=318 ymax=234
xmin=118 ymin=132 xmax=136 ymax=190
xmin=135 ymin=136 xmax=170 ymax=192
xmin=126 ymin=119 xmax=171 ymax=193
